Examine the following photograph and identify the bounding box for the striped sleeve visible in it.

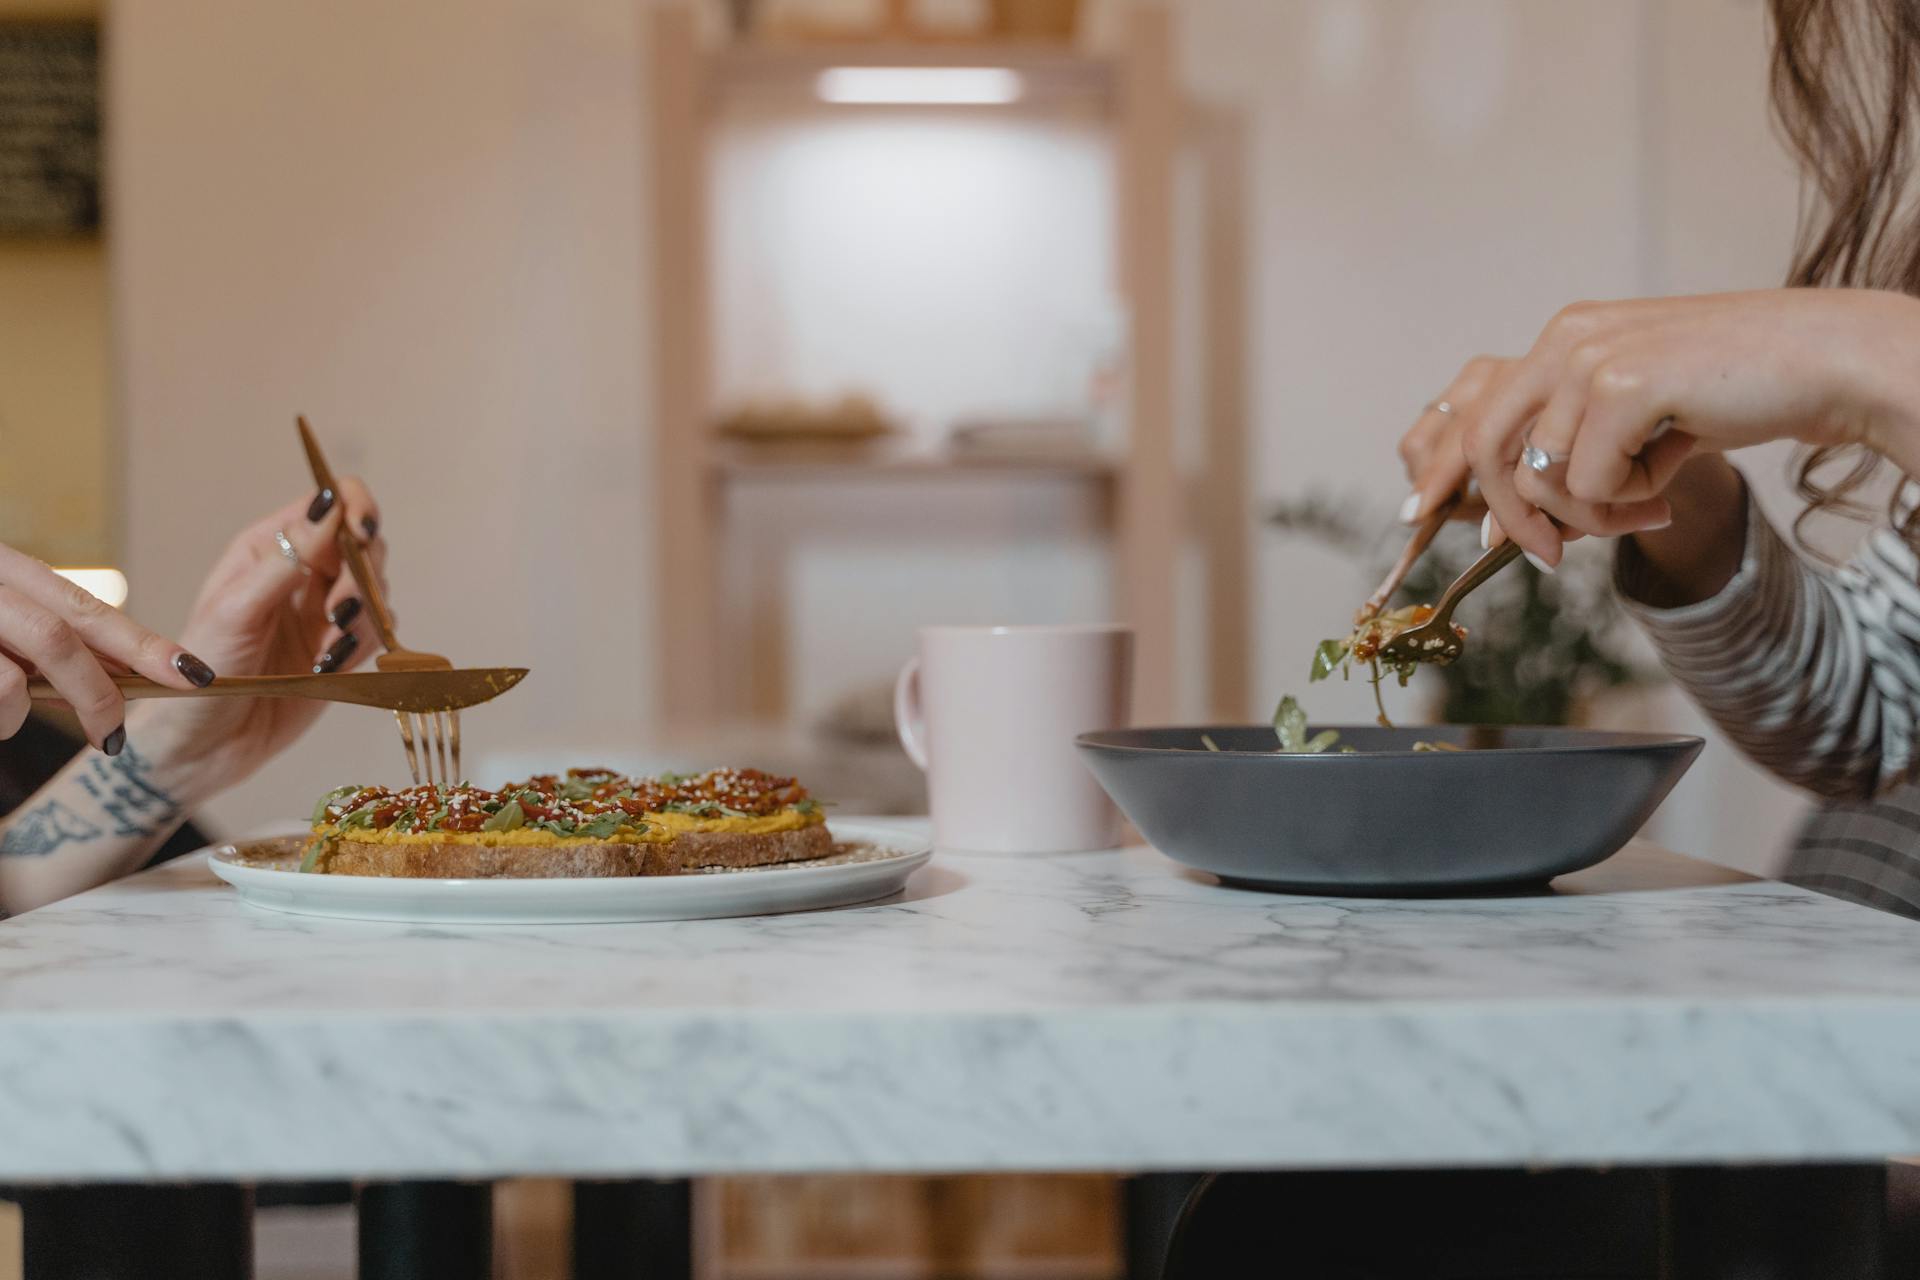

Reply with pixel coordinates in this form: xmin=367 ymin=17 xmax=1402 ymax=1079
xmin=1615 ymin=486 xmax=1920 ymax=801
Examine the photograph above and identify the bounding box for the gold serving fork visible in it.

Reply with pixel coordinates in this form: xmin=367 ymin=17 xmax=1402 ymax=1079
xmin=1375 ymin=540 xmax=1523 ymax=669
xmin=296 ymin=416 xmax=463 ymax=787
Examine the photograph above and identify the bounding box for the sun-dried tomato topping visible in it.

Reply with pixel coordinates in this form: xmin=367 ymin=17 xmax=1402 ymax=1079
xmin=310 ymin=767 xmax=815 ymax=833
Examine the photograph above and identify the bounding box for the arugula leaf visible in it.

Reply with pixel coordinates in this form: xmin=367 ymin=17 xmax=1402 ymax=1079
xmin=1272 ymin=697 xmax=1309 ymax=751
xmin=1200 ymin=733 xmax=1221 ymax=752
xmin=297 ymin=835 xmax=334 ymax=874
xmin=337 ymin=804 xmax=378 ymax=830
xmin=310 ymin=784 xmax=364 ymax=825
xmin=1273 ymin=696 xmax=1344 ymax=754
xmin=481 ymin=800 xmax=525 ymax=833
xmin=1309 ymin=639 xmax=1350 ymax=683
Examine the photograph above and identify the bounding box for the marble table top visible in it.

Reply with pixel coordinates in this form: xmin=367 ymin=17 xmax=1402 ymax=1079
xmin=5 ymin=822 xmax=1920 ymax=1182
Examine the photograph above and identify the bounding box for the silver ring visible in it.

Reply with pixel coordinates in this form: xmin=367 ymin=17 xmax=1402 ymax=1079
xmin=1431 ymin=400 xmax=1454 ymax=415
xmin=1522 ymin=444 xmax=1555 ymax=474
xmin=273 ymin=530 xmax=302 ymax=569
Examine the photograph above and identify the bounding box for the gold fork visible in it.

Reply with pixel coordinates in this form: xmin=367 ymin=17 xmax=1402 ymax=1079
xmin=1375 ymin=540 xmax=1523 ymax=669
xmin=295 ymin=416 xmax=463 ymax=787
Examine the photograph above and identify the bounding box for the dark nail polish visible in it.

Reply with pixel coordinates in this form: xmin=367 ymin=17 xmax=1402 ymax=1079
xmin=174 ymin=651 xmax=216 ymax=687
xmin=312 ymin=630 xmax=359 ymax=674
xmin=360 ymin=514 xmax=379 ymax=540
xmin=102 ymin=724 xmax=125 ymax=757
xmin=307 ymin=488 xmax=336 ymax=522
xmin=328 ymin=596 xmax=363 ymax=628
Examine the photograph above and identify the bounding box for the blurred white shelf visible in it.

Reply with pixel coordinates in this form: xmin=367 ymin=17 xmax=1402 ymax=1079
xmin=706 ymin=41 xmax=1115 ymax=109
xmin=707 ymin=447 xmax=1120 ymax=485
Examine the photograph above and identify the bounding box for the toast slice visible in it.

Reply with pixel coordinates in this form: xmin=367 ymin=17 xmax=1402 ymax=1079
xmin=321 ymin=822 xmax=832 ymax=879
xmin=304 ymin=768 xmax=833 ymax=878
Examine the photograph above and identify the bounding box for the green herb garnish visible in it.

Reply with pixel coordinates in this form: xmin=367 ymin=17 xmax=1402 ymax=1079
xmin=481 ymin=800 xmax=525 ymax=833
xmin=310 ymin=784 xmax=364 ymax=825
xmin=297 ymin=835 xmax=335 ymax=873
xmin=1309 ymin=639 xmax=1349 ymax=683
xmin=1272 ymin=696 xmax=1342 ymax=754
xmin=337 ymin=803 xmax=378 ymax=830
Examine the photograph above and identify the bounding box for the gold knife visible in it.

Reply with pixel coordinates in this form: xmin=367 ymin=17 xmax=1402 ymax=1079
xmin=27 ymin=667 xmax=529 ymax=714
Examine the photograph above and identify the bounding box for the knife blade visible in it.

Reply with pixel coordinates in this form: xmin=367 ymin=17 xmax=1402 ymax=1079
xmin=27 ymin=667 xmax=530 ymax=714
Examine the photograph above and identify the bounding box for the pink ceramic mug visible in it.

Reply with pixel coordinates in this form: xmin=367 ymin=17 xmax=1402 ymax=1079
xmin=894 ymin=624 xmax=1133 ymax=853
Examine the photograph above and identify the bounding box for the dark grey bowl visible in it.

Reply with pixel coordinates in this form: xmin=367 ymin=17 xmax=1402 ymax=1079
xmin=1075 ymin=724 xmax=1704 ymax=896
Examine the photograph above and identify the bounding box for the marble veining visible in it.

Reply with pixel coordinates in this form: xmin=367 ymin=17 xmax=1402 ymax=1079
xmin=5 ymin=823 xmax=1920 ymax=1180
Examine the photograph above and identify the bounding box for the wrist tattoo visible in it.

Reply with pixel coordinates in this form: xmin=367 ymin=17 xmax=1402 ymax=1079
xmin=0 ymin=743 xmax=183 ymax=858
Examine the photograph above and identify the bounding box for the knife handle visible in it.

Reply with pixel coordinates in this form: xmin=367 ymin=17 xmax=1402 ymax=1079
xmin=27 ymin=669 xmax=528 ymax=713
xmin=30 ymin=674 xmax=352 ymax=703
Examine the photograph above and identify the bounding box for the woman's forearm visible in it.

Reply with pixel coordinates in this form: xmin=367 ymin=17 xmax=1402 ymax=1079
xmin=0 ymin=736 xmax=191 ymax=916
xmin=1619 ymin=454 xmax=1749 ymax=609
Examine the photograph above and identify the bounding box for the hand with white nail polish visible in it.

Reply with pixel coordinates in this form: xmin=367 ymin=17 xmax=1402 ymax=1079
xmin=1398 ymin=356 xmax=1506 ymax=525
xmin=1451 ymin=288 xmax=1920 ymax=569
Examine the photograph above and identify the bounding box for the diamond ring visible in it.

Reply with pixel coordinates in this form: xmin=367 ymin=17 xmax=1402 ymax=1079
xmin=273 ymin=530 xmax=309 ymax=575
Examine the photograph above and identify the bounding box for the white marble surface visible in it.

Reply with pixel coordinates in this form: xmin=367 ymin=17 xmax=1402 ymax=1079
xmin=6 ymin=822 xmax=1920 ymax=1181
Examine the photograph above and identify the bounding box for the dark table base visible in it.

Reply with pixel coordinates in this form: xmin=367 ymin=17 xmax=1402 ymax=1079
xmin=1144 ymin=1165 xmax=1898 ymax=1280
xmin=19 ymin=1183 xmax=252 ymax=1280
xmin=12 ymin=1165 xmax=1910 ymax=1279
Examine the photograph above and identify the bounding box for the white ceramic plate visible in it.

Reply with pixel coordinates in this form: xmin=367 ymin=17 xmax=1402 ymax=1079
xmin=207 ymin=820 xmax=932 ymax=924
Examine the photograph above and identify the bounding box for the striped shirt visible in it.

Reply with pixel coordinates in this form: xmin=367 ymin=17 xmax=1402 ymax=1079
xmin=1615 ymin=487 xmax=1920 ymax=802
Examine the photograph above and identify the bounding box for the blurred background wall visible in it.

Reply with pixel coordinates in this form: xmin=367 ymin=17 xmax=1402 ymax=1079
xmin=59 ymin=0 xmax=1813 ymax=870
xmin=0 ymin=0 xmax=109 ymax=568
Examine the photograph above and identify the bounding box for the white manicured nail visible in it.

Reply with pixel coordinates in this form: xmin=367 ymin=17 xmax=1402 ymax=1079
xmin=1479 ymin=513 xmax=1493 ymax=549
xmin=1642 ymin=515 xmax=1674 ymax=531
xmin=1398 ymin=493 xmax=1421 ymax=524
xmin=1523 ymin=549 xmax=1557 ymax=574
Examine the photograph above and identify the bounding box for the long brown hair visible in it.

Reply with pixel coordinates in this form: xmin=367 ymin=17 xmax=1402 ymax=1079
xmin=1771 ymin=0 xmax=1920 ymax=547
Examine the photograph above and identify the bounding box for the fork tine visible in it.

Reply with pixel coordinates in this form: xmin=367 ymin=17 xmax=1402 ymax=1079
xmin=436 ymin=711 xmax=452 ymax=787
xmin=393 ymin=711 xmax=422 ymax=786
xmin=447 ymin=711 xmax=463 ymax=784
xmin=417 ymin=712 xmax=434 ymax=788
xmin=424 ymin=711 xmax=446 ymax=789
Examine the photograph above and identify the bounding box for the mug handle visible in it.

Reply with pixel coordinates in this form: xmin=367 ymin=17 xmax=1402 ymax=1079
xmin=893 ymin=657 xmax=930 ymax=770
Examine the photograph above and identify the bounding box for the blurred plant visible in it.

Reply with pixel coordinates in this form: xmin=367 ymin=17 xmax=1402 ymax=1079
xmin=1266 ymin=494 xmax=1657 ymax=726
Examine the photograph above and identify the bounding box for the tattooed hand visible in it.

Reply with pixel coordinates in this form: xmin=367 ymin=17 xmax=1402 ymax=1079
xmin=0 ymin=482 xmax=389 ymax=914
